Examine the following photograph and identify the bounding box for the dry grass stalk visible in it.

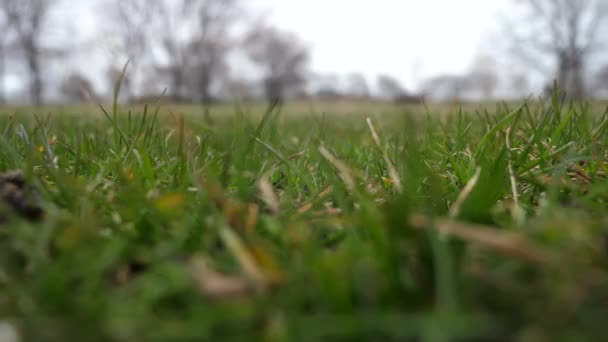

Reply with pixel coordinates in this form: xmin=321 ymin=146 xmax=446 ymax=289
xmin=448 ymin=167 xmax=481 ymax=218
xmin=189 ymin=256 xmax=253 ymax=300
xmin=258 ymin=175 xmax=280 ymax=215
xmin=319 ymin=146 xmax=356 ymax=192
xmin=409 ymin=214 xmax=551 ymax=264
xmin=366 ymin=117 xmax=402 ymax=192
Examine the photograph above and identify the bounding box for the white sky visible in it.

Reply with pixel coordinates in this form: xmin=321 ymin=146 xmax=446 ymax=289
xmin=252 ymin=0 xmax=510 ymax=90
xmin=6 ymin=0 xmax=517 ymax=98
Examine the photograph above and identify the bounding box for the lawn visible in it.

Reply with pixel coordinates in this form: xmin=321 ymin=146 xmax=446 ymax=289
xmin=1 ymin=94 xmax=608 ymax=341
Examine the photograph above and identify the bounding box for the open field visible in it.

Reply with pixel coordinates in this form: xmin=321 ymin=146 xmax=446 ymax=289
xmin=1 ymin=97 xmax=608 ymax=341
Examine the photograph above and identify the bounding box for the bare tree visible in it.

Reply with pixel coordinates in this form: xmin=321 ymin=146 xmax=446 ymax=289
xmin=183 ymin=35 xmax=229 ymax=103
xmin=345 ymin=73 xmax=370 ymax=99
xmin=376 ymin=74 xmax=406 ymax=100
xmin=0 ymin=8 xmax=10 ymax=104
xmin=244 ymin=24 xmax=310 ymax=102
xmin=422 ymin=74 xmax=470 ymax=102
xmin=505 ymin=0 xmax=608 ymax=99
xmin=594 ymin=63 xmax=608 ymax=97
xmin=467 ymin=54 xmax=499 ymax=99
xmin=146 ymin=0 xmax=241 ymax=103
xmin=105 ymin=0 xmax=158 ymax=101
xmin=220 ymin=77 xmax=261 ymax=101
xmin=309 ymin=73 xmax=342 ymax=100
xmin=194 ymin=0 xmax=241 ymax=103
xmin=0 ymin=0 xmax=60 ymax=105
xmin=60 ymin=72 xmax=96 ymax=103
xmin=509 ymin=72 xmax=531 ymax=98
xmin=106 ymin=64 xmax=133 ymax=102
xmin=148 ymin=0 xmax=198 ymax=101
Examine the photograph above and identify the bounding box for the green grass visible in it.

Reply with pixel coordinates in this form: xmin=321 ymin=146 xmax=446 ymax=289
xmin=1 ymin=95 xmax=608 ymax=341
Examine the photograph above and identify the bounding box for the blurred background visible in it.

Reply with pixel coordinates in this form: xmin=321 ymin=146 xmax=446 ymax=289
xmin=0 ymin=0 xmax=607 ymax=106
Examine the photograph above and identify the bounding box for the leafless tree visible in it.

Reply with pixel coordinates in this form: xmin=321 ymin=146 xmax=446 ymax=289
xmin=0 ymin=0 xmax=60 ymax=105
xmin=145 ymin=0 xmax=241 ymax=103
xmin=309 ymin=73 xmax=342 ymax=100
xmin=467 ymin=54 xmax=499 ymax=99
xmin=182 ymin=36 xmax=230 ymax=103
xmin=105 ymin=0 xmax=158 ymax=101
xmin=509 ymin=72 xmax=531 ymax=98
xmin=0 ymin=8 xmax=10 ymax=104
xmin=60 ymin=72 xmax=96 ymax=103
xmin=422 ymin=74 xmax=470 ymax=102
xmin=220 ymin=77 xmax=261 ymax=101
xmin=376 ymin=74 xmax=406 ymax=100
xmin=197 ymin=0 xmax=242 ymax=103
xmin=345 ymin=73 xmax=370 ymax=99
xmin=147 ymin=0 xmax=198 ymax=101
xmin=505 ymin=0 xmax=608 ymax=99
xmin=106 ymin=64 xmax=133 ymax=102
xmin=594 ymin=63 xmax=608 ymax=96
xmin=244 ymin=24 xmax=310 ymax=102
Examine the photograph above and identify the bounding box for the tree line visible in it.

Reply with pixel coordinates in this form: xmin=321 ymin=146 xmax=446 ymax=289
xmin=0 ymin=0 xmax=607 ymax=105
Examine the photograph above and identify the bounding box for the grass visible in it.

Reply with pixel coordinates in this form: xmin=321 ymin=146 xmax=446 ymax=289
xmin=1 ymin=93 xmax=608 ymax=341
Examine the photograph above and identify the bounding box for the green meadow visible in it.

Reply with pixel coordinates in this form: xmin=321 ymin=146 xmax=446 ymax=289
xmin=1 ymin=95 xmax=608 ymax=341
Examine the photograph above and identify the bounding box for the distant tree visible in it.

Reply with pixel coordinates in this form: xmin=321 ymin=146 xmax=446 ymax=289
xmin=0 ymin=8 xmax=10 ymax=104
xmin=376 ymin=74 xmax=406 ymax=100
xmin=467 ymin=54 xmax=499 ymax=99
xmin=142 ymin=0 xmax=242 ymax=103
xmin=314 ymin=87 xmax=343 ymax=101
xmin=509 ymin=72 xmax=531 ymax=98
xmin=181 ymin=36 xmax=229 ymax=103
xmin=594 ymin=64 xmax=608 ymax=96
xmin=0 ymin=0 xmax=61 ymax=105
xmin=504 ymin=0 xmax=608 ymax=99
xmin=194 ymin=0 xmax=242 ymax=103
xmin=309 ymin=73 xmax=342 ymax=100
xmin=422 ymin=74 xmax=470 ymax=102
xmin=345 ymin=73 xmax=370 ymax=99
xmin=218 ymin=77 xmax=261 ymax=101
xmin=244 ymin=24 xmax=310 ymax=102
xmin=60 ymin=73 xmax=96 ymax=103
xmin=106 ymin=65 xmax=133 ymax=102
xmin=148 ymin=0 xmax=198 ymax=101
xmin=105 ymin=0 xmax=158 ymax=101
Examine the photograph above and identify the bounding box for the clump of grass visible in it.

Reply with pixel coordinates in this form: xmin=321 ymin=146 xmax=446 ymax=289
xmin=0 ymin=93 xmax=608 ymax=341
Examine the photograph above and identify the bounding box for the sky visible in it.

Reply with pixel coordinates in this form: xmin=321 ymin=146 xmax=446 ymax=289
xmin=251 ymin=0 xmax=511 ymax=91
xmin=6 ymin=0 xmax=517 ymax=98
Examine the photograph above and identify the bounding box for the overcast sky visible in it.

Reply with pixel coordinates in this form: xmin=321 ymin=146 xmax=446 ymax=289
xmin=252 ymin=0 xmax=511 ymax=90
xmin=34 ymin=0 xmax=520 ymax=98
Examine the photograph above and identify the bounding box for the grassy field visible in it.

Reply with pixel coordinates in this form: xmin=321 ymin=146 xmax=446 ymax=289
xmin=1 ymin=94 xmax=608 ymax=341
